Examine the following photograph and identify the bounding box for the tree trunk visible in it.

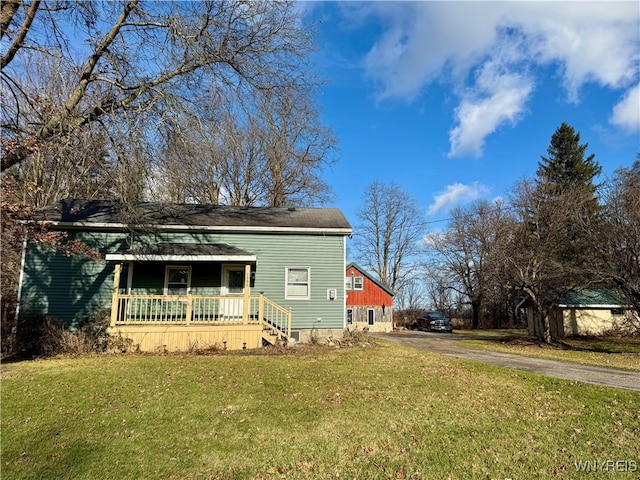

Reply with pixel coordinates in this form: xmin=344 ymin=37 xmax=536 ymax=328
xmin=531 ymin=304 xmax=554 ymax=343
xmin=471 ymin=299 xmax=480 ymax=329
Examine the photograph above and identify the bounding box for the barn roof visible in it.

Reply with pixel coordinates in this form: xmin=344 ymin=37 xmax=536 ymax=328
xmin=346 ymin=262 xmax=395 ymax=296
xmin=556 ymin=289 xmax=627 ymax=308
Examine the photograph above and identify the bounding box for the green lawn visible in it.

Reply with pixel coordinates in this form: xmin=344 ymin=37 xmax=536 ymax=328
xmin=2 ymin=342 xmax=639 ymax=479
xmin=455 ymin=330 xmax=640 ymax=372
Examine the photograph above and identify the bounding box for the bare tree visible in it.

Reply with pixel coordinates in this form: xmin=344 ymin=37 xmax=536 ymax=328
xmin=394 ymin=271 xmax=424 ymax=311
xmin=218 ymin=110 xmax=266 ymax=206
xmin=1 ymin=1 xmax=331 ymax=348
xmin=422 ymin=266 xmax=457 ymax=312
xmin=154 ymin=84 xmax=336 ymax=207
xmin=11 ymin=129 xmax=111 ymax=207
xmin=352 ymin=182 xmax=425 ymax=291
xmin=153 ymin=110 xmax=225 ymax=204
xmin=427 ymin=200 xmax=514 ymax=328
xmin=506 ymin=124 xmax=604 ymax=342
xmin=599 ymin=159 xmax=640 ymax=330
xmin=1 ymin=1 xmax=317 ymax=172
xmin=256 ymin=88 xmax=335 ymax=207
xmin=506 ymin=179 xmax=606 ymax=342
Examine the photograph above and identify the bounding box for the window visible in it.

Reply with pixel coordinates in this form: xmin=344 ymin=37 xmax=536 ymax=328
xmin=223 ymin=265 xmax=246 ymax=295
xmin=346 ymin=308 xmax=353 ymax=325
xmin=228 ymin=270 xmax=244 ymax=294
xmin=286 ymin=267 xmax=310 ymax=299
xmin=367 ymin=308 xmax=375 ymax=326
xmin=165 ymin=266 xmax=191 ymax=295
xmin=345 ymin=276 xmax=364 ymax=290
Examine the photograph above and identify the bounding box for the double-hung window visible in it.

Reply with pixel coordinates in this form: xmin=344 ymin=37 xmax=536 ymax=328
xmin=285 ymin=267 xmax=310 ymax=300
xmin=165 ymin=266 xmax=191 ymax=296
xmin=345 ymin=276 xmax=364 ymax=291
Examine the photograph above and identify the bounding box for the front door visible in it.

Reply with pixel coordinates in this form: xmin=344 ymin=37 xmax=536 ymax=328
xmin=221 ymin=265 xmax=245 ymax=319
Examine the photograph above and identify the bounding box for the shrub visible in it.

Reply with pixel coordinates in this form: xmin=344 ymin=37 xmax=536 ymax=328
xmin=77 ymin=308 xmax=111 ymax=351
xmin=11 ymin=314 xmax=66 ymax=358
xmin=341 ymin=328 xmax=369 ymax=345
xmin=393 ymin=308 xmax=422 ymax=329
xmin=10 ymin=309 xmax=113 ymax=358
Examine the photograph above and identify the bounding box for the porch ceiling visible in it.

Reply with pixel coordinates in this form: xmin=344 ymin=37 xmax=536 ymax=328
xmin=105 ymin=242 xmax=256 ymax=262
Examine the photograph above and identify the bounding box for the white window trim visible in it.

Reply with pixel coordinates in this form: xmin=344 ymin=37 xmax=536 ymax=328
xmin=345 ymin=276 xmax=353 ymax=291
xmin=353 ymin=276 xmax=364 ymax=291
xmin=222 ymin=264 xmax=246 ymax=296
xmin=164 ymin=265 xmax=192 ymax=296
xmin=285 ymin=266 xmax=311 ymax=300
xmin=346 ymin=308 xmax=353 ymax=324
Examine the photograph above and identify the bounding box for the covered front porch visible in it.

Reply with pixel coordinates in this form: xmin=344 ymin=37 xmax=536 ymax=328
xmin=105 ymin=243 xmax=292 ymax=351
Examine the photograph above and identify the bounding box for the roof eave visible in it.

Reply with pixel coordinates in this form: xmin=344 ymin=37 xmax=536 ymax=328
xmin=34 ymin=221 xmax=352 ymax=235
xmin=346 ymin=262 xmax=395 ymax=296
xmin=105 ymin=253 xmax=257 ymax=262
xmin=557 ymin=303 xmax=627 ymax=309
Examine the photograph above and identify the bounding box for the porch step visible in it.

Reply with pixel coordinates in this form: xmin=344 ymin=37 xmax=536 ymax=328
xmin=261 ymin=327 xmax=287 ymax=346
xmin=261 ymin=333 xmax=280 ymax=346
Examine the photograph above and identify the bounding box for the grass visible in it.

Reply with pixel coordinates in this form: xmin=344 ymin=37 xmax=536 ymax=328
xmin=2 ymin=342 xmax=639 ymax=480
xmin=455 ymin=329 xmax=640 ymax=372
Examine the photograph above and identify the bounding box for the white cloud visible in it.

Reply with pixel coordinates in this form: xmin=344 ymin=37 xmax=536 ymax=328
xmin=610 ymin=83 xmax=640 ymax=133
xmin=363 ymin=2 xmax=503 ymax=100
xmin=427 ymin=182 xmax=490 ymax=216
xmin=515 ymin=3 xmax=639 ymax=101
xmin=449 ymin=56 xmax=534 ymax=157
xmin=356 ymin=1 xmax=639 ymax=155
xmin=421 ymin=230 xmax=443 ymax=248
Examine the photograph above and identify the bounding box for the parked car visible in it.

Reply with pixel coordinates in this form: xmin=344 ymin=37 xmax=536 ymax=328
xmin=413 ymin=311 xmax=453 ymax=333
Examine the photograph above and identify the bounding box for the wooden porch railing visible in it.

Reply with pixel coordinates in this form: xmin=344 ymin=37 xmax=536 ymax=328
xmin=110 ymin=294 xmax=292 ymax=340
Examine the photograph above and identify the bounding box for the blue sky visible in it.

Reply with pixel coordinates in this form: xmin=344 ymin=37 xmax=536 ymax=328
xmin=301 ymin=1 xmax=640 ymax=228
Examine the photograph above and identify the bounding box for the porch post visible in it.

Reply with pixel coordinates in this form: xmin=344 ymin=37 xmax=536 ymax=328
xmin=185 ymin=294 xmax=192 ymax=325
xmin=110 ymin=262 xmax=122 ymax=327
xmin=242 ymin=264 xmax=251 ymax=324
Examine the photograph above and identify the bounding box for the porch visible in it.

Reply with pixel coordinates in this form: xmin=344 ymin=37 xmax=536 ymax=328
xmin=109 ymin=293 xmax=291 ymax=351
xmin=105 ymin=243 xmax=292 ymax=351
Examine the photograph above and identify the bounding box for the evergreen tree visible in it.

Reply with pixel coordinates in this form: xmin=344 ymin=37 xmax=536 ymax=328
xmin=537 ymin=122 xmax=601 ymax=196
xmin=535 ymin=122 xmax=603 ymax=278
xmin=509 ymin=125 xmax=604 ymax=342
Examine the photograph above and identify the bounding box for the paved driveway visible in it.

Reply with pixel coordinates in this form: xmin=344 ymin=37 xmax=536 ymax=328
xmin=371 ymin=331 xmax=640 ymax=392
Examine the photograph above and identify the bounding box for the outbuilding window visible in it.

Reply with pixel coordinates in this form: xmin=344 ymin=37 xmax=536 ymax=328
xmin=345 ymin=276 xmax=364 ymax=290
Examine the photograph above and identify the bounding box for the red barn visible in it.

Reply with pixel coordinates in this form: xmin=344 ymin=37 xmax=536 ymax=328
xmin=345 ymin=263 xmax=395 ymax=332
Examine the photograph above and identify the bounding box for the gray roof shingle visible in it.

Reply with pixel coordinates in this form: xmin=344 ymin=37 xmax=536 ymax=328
xmin=35 ymin=199 xmax=352 ymax=233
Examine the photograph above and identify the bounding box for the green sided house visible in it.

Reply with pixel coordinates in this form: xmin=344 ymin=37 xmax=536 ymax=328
xmin=18 ymin=199 xmax=352 ymax=351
